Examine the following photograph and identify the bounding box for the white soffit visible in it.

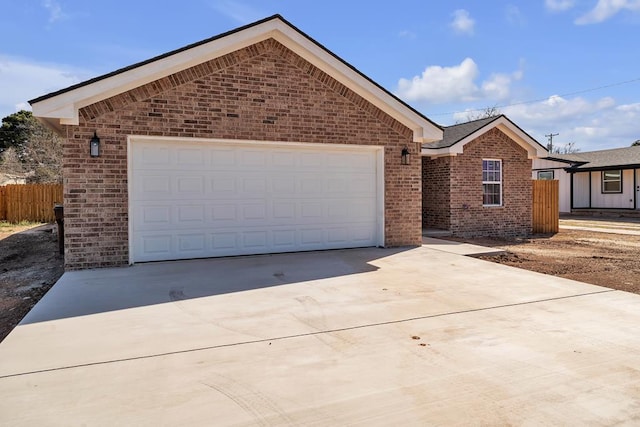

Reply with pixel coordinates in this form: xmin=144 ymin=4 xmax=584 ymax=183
xmin=31 ymin=17 xmax=442 ymax=143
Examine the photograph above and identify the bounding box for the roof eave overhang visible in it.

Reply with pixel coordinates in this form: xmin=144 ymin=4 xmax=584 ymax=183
xmin=420 ymin=116 xmax=547 ymax=159
xmin=568 ymin=163 xmax=640 ymax=172
xmin=30 ymin=17 xmax=442 ymax=142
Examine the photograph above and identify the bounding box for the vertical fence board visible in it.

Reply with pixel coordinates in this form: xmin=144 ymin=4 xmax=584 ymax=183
xmin=0 ymin=186 xmax=6 ymax=220
xmin=0 ymin=184 xmax=63 ymax=223
xmin=532 ymin=180 xmax=559 ymax=234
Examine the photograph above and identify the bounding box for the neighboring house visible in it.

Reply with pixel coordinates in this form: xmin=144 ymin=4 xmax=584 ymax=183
xmin=30 ymin=15 xmax=542 ymax=270
xmin=533 ymin=146 xmax=640 ymax=214
xmin=422 ymin=115 xmax=547 ymax=237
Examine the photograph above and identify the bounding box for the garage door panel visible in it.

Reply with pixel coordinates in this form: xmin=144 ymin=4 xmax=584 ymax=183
xmin=137 ymin=146 xmax=170 ymax=168
xmin=140 ymin=235 xmax=172 ymax=256
xmin=176 ymin=205 xmax=205 ymax=224
xmin=211 ymin=232 xmax=237 ymax=250
xmin=131 ymin=140 xmax=380 ymax=262
xmin=177 ymin=234 xmax=205 ymax=254
xmin=242 ymin=231 xmax=268 ymax=248
xmin=272 ymin=230 xmax=296 ymax=248
xmin=273 ymin=202 xmax=296 ymax=219
xmin=210 ymin=149 xmax=236 ymax=167
xmin=241 ymin=151 xmax=267 ymax=167
xmin=300 ymin=229 xmax=323 ymax=245
xmin=272 ymin=177 xmax=296 ymax=193
xmin=242 ymin=203 xmax=267 ymax=221
xmin=176 ymin=176 xmax=205 ymax=194
xmin=272 ymin=152 xmax=296 ymax=167
xmin=212 ymin=204 xmax=237 ymax=221
xmin=137 ymin=175 xmax=171 ymax=196
xmin=241 ymin=177 xmax=267 ymax=194
xmin=211 ymin=176 xmax=236 ymax=193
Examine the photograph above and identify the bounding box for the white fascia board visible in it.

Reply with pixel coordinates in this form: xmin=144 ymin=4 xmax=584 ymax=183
xmin=31 ymin=18 xmax=442 ymax=143
xmin=420 ymin=116 xmax=546 ymax=159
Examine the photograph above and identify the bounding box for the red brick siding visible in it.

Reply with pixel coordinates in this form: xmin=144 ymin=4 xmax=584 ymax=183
xmin=422 ymin=128 xmax=532 ymax=237
xmin=422 ymin=156 xmax=451 ymax=230
xmin=62 ymin=39 xmax=421 ymax=269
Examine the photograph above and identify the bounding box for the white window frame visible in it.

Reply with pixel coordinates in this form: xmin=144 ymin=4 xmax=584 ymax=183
xmin=482 ymin=159 xmax=502 ymax=207
xmin=537 ymin=170 xmax=554 ymax=180
xmin=602 ymin=169 xmax=622 ymax=193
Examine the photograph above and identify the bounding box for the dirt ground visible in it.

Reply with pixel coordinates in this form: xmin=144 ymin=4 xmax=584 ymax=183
xmin=468 ymin=218 xmax=640 ymax=294
xmin=0 ymin=218 xmax=638 ymax=343
xmin=0 ymin=222 xmax=64 ymax=343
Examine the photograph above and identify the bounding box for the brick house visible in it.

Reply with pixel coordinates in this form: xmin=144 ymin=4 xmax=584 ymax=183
xmin=422 ymin=115 xmax=546 ymax=237
xmin=30 ymin=15 xmax=443 ymax=269
xmin=30 ymin=15 xmax=544 ymax=270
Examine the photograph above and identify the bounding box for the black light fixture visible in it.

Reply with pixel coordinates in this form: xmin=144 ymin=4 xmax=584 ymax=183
xmin=401 ymin=146 xmax=410 ymax=165
xmin=89 ymin=131 xmax=101 ymax=157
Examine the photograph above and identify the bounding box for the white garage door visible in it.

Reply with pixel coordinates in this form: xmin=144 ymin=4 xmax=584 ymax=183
xmin=129 ymin=138 xmax=382 ymax=263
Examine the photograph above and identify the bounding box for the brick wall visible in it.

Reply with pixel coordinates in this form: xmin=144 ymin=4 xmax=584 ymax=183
xmin=422 ymin=156 xmax=451 ymax=230
xmin=422 ymin=128 xmax=532 ymax=238
xmin=62 ymin=38 xmax=421 ymax=269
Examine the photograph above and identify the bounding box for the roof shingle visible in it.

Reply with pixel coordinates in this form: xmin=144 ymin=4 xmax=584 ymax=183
xmin=422 ymin=115 xmax=501 ymax=149
xmin=551 ymin=146 xmax=640 ymax=170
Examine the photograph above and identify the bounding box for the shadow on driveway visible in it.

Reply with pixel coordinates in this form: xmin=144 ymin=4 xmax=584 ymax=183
xmin=21 ymin=246 xmax=415 ymax=325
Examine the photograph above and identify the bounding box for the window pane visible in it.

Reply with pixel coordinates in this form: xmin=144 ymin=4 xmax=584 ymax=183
xmin=604 ymin=181 xmax=621 ymax=192
xmin=483 ymin=183 xmax=501 ymax=205
xmin=538 ymin=171 xmax=554 ymax=180
xmin=603 ymin=171 xmax=621 ymax=180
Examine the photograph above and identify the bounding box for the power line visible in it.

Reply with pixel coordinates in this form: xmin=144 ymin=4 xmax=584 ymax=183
xmin=429 ymin=76 xmax=640 ymax=117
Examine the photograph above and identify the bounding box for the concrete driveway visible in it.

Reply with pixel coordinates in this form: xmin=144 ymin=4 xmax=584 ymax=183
xmin=1 ymin=245 xmax=640 ymax=425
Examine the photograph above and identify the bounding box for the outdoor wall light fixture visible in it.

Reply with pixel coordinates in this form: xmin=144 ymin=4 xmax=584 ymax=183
xmin=401 ymin=146 xmax=410 ymax=165
xmin=89 ymin=131 xmax=101 ymax=157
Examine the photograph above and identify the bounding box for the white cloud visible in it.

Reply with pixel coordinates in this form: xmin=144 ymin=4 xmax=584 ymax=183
xmin=545 ymin=0 xmax=575 ymax=12
xmin=397 ymin=58 xmax=479 ymax=103
xmin=0 ymin=55 xmax=89 ymax=118
xmin=482 ymin=68 xmax=524 ymax=100
xmin=499 ymin=95 xmax=637 ymax=151
xmin=397 ymin=58 xmax=523 ymax=104
xmin=42 ymin=0 xmax=66 ymax=24
xmin=575 ymin=0 xmax=640 ymax=24
xmin=507 ymin=95 xmax=615 ymax=122
xmin=209 ymin=0 xmax=265 ymax=24
xmin=450 ymin=9 xmax=475 ymax=35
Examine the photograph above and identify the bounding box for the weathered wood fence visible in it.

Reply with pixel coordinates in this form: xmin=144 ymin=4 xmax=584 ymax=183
xmin=532 ymin=179 xmax=559 ymax=234
xmin=0 ymin=184 xmax=63 ymax=223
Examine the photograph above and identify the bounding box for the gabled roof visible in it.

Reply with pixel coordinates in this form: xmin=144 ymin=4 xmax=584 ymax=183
xmin=549 ymin=146 xmax=640 ymax=171
xmin=29 ymin=14 xmax=442 ymax=143
xmin=422 ymin=114 xmax=547 ymax=159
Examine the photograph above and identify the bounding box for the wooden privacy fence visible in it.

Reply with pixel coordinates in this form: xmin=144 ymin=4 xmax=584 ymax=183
xmin=532 ymin=179 xmax=559 ymax=234
xmin=0 ymin=184 xmax=63 ymax=223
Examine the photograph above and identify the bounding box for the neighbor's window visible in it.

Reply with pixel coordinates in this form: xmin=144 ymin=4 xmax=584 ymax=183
xmin=537 ymin=170 xmax=554 ymax=180
xmin=602 ymin=170 xmax=622 ymax=193
xmin=482 ymin=159 xmax=502 ymax=206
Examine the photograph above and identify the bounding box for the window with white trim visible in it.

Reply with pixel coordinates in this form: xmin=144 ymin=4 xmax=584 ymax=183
xmin=602 ymin=170 xmax=622 ymax=193
xmin=537 ymin=170 xmax=554 ymax=180
xmin=482 ymin=159 xmax=502 ymax=206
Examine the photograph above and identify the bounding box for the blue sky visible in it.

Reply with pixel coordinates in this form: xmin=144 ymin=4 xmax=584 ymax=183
xmin=1 ymin=1 xmax=639 ymax=151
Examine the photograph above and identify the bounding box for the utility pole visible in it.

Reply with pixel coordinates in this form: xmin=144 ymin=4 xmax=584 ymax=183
xmin=545 ymin=132 xmax=559 ymax=154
